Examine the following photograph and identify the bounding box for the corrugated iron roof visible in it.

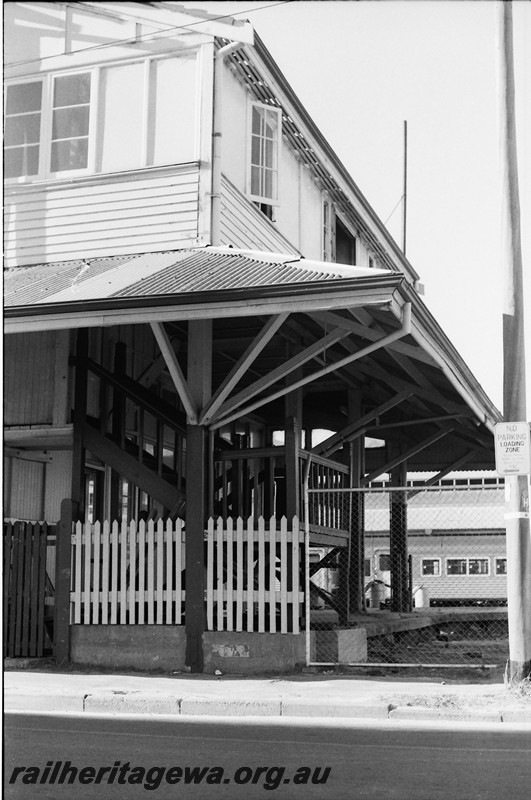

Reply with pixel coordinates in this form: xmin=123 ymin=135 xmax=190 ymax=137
xmin=4 ymin=248 xmax=386 ymax=308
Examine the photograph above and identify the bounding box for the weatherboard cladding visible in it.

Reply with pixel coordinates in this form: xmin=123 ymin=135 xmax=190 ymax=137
xmin=4 ymin=249 xmax=348 ymax=307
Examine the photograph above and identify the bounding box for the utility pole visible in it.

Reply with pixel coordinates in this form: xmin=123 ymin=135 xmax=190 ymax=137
xmin=499 ymin=0 xmax=531 ymax=684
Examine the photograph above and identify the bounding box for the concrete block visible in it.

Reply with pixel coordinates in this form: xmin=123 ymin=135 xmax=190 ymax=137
xmin=337 ymin=629 xmax=367 ymax=663
xmin=389 ymin=705 xmax=502 ymax=722
xmin=84 ymin=692 xmax=181 ymax=715
xmin=309 ymin=628 xmax=367 ymax=664
xmin=4 ymin=691 xmax=84 ymax=714
xmin=281 ymin=699 xmax=389 ymax=719
xmin=180 ymin=698 xmax=281 ymax=716
xmin=500 ymin=706 xmax=531 ymax=723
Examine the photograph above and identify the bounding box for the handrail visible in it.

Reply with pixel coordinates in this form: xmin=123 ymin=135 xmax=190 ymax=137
xmin=79 ymin=356 xmax=187 ymax=436
xmin=214 ymin=445 xmax=349 ymax=475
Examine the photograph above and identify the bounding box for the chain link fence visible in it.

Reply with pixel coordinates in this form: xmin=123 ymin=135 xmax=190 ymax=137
xmin=307 ymin=484 xmax=508 ymax=666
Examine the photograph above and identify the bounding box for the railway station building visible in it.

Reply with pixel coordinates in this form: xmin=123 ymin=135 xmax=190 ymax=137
xmin=3 ymin=2 xmax=501 ymax=672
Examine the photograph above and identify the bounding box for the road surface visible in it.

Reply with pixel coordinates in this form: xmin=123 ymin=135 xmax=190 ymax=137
xmin=5 ymin=712 xmax=531 ymax=799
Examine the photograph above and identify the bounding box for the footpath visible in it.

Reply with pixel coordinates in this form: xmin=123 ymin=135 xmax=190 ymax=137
xmin=4 ymin=662 xmax=531 ymax=724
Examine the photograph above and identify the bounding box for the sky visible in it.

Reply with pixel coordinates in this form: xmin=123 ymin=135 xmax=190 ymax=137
xmin=182 ymin=0 xmax=531 ymax=419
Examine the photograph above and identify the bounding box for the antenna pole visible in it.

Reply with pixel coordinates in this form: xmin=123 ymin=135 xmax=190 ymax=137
xmin=402 ymin=120 xmax=408 ymax=256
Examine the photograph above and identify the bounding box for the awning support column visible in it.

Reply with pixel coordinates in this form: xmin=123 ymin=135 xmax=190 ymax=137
xmin=185 ymin=320 xmax=212 ymax=674
xmin=389 ymin=452 xmax=411 ymax=613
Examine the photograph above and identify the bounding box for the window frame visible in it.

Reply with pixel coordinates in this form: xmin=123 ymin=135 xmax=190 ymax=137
xmin=5 ymin=52 xmax=199 ymax=185
xmin=247 ymin=100 xmax=282 ymax=207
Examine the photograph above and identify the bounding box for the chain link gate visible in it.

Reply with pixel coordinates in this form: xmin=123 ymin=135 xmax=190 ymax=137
xmin=305 ymin=483 xmax=508 ymax=667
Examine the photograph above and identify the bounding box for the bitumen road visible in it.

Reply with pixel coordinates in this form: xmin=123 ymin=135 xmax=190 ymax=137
xmin=5 ymin=711 xmax=531 ymax=800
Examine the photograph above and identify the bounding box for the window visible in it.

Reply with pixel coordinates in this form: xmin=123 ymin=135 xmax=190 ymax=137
xmin=378 ymin=553 xmax=391 ymax=572
xmin=51 ymin=73 xmax=91 ymax=172
xmin=446 ymin=558 xmax=468 ymax=576
xmin=248 ymin=102 xmax=281 ymax=207
xmin=421 ymin=558 xmax=441 ymax=576
xmin=364 ymin=558 xmax=372 ymax=578
xmin=335 ymin=217 xmax=356 ymax=265
xmin=5 ymin=81 xmax=43 ymax=178
xmin=446 ymin=558 xmax=490 ymax=576
xmin=468 ymin=558 xmax=489 ymax=576
xmin=495 ymin=558 xmax=507 ymax=575
xmin=5 ymin=54 xmax=197 ymax=182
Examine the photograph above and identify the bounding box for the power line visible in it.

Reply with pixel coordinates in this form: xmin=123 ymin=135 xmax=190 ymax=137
xmin=4 ymin=1 xmax=292 ymax=71
xmin=383 ymin=195 xmax=405 ymax=226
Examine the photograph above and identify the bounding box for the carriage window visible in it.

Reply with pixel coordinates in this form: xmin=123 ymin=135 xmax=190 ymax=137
xmin=495 ymin=558 xmax=507 ymax=575
xmin=447 ymin=558 xmax=467 ymax=576
xmin=364 ymin=558 xmax=372 ymax=577
xmin=421 ymin=558 xmax=440 ymax=576
xmin=469 ymin=558 xmax=489 ymax=575
xmin=447 ymin=558 xmax=490 ymax=576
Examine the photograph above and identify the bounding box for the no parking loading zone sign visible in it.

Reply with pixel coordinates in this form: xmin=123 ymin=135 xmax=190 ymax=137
xmin=494 ymin=421 xmax=531 ymax=476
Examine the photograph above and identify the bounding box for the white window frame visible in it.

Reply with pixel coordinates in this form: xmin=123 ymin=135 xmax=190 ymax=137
xmin=5 ymin=53 xmax=199 ymax=185
xmin=5 ymin=69 xmax=98 ymax=183
xmin=421 ymin=557 xmax=441 ymax=577
xmin=247 ymin=100 xmax=282 ymax=206
xmin=445 ymin=557 xmax=490 ymax=576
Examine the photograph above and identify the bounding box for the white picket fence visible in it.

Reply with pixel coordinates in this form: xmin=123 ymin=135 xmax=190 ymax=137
xmin=70 ymin=519 xmax=185 ymax=625
xmin=71 ymin=516 xmax=305 ymax=633
xmin=206 ymin=516 xmax=305 ymax=634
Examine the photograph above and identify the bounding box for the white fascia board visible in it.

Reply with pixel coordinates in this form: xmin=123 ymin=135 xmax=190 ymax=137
xmin=4 ymin=286 xmax=401 ymax=335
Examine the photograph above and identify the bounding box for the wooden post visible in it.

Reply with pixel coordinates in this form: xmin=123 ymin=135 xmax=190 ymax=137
xmin=110 ymin=341 xmax=126 ymax=521
xmin=499 ymin=1 xmax=531 ymax=683
xmin=185 ymin=320 xmax=212 ymax=673
xmin=285 ymin=376 xmax=302 ymax=522
xmin=389 ymin=455 xmax=410 ymax=612
xmin=71 ymin=329 xmax=88 ymax=518
xmin=349 ymin=436 xmax=366 ymax=613
xmin=54 ymin=498 xmax=78 ymax=665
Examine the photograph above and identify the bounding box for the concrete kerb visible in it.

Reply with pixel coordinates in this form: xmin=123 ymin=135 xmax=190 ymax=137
xmin=4 ymin=671 xmax=531 ymax=724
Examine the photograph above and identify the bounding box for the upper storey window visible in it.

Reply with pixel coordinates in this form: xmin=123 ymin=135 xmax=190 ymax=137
xmin=51 ymin=73 xmax=91 ymax=172
xmin=4 ymin=53 xmax=197 ymax=183
xmin=5 ymin=81 xmax=44 ymax=178
xmin=248 ymin=102 xmax=281 ymax=212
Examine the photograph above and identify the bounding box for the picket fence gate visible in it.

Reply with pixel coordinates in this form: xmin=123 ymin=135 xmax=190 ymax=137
xmin=71 ymin=516 xmax=305 ymax=634
xmin=3 ymin=521 xmax=54 ymax=657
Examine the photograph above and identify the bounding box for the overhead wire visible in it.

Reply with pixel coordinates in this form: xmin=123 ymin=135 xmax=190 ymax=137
xmin=4 ymin=1 xmax=293 ymax=71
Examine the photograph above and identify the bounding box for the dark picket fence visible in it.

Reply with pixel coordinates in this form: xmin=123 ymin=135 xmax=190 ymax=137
xmin=3 ymin=521 xmax=55 ymax=657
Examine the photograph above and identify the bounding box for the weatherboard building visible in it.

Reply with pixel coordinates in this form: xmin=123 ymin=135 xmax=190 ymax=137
xmin=3 ymin=2 xmax=501 ymax=672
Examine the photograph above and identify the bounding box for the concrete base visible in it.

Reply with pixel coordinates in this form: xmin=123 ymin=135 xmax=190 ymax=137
xmin=70 ymin=625 xmax=187 ymax=672
xmin=203 ymin=631 xmax=306 ymax=674
xmin=70 ymin=626 xmax=306 ymax=674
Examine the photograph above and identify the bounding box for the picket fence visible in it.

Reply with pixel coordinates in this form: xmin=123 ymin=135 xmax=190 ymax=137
xmin=71 ymin=519 xmax=185 ymax=625
xmin=71 ymin=517 xmax=305 ymax=633
xmin=206 ymin=516 xmax=305 ymax=635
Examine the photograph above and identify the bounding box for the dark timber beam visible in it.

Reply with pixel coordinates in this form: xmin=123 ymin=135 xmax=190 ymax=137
xmin=185 ymin=320 xmax=212 ymax=674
